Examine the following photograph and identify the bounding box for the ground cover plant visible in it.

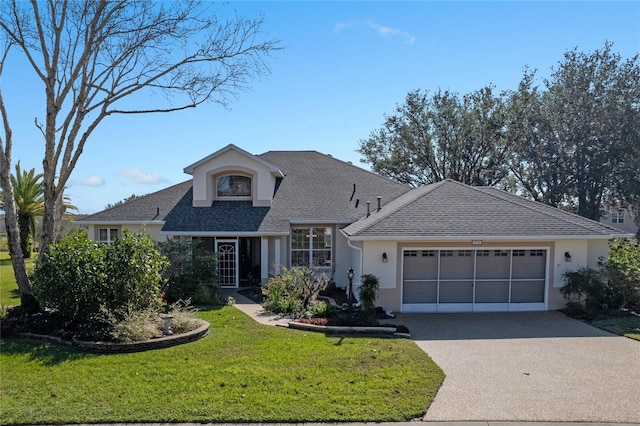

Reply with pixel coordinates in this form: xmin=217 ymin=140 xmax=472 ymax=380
xmin=0 ymin=306 xmax=444 ymax=424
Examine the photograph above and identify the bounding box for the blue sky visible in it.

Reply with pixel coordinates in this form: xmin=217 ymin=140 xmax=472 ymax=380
xmin=3 ymin=1 xmax=639 ymax=214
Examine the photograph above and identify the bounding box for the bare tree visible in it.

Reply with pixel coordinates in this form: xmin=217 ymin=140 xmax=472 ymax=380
xmin=0 ymin=0 xmax=280 ymax=307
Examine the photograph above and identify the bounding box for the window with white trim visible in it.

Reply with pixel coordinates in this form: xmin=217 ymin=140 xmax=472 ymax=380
xmin=611 ymin=211 xmax=625 ymax=224
xmin=98 ymin=228 xmax=119 ymax=244
xmin=291 ymin=227 xmax=332 ymax=268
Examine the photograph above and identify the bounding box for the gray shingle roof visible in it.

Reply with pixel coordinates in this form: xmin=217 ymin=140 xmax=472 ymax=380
xmin=255 ymin=151 xmax=411 ymax=233
xmin=78 ymin=150 xmax=412 ymax=234
xmin=341 ymin=180 xmax=631 ymax=240
xmin=79 ymin=181 xmax=192 ymax=222
xmin=163 ymin=191 xmax=270 ymax=232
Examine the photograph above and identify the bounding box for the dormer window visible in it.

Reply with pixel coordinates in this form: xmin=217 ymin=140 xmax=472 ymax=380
xmin=217 ymin=175 xmax=251 ymax=198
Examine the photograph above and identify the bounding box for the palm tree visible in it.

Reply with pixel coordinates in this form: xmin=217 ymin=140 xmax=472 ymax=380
xmin=0 ymin=163 xmax=78 ymax=258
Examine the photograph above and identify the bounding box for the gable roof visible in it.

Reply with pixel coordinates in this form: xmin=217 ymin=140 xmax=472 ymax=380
xmin=341 ymin=179 xmax=632 ymax=240
xmin=78 ymin=149 xmax=412 ymax=234
xmin=183 ymin=143 xmax=283 ymax=176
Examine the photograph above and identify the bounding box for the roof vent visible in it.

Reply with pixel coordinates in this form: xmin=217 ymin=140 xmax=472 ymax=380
xmin=377 ymin=196 xmax=382 ymax=212
xmin=366 ymin=201 xmax=371 ymax=217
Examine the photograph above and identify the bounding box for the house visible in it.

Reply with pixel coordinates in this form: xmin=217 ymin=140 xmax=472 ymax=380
xmin=78 ymin=144 xmax=632 ymax=313
xmin=599 ymin=208 xmax=639 ymax=239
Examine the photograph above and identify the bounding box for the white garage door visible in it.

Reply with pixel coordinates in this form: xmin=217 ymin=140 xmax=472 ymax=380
xmin=402 ymin=248 xmax=548 ymax=312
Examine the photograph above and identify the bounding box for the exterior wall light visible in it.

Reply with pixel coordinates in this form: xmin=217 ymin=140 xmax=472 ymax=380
xmin=564 ymin=251 xmax=572 ymax=262
xmin=382 ymin=252 xmax=388 ymax=263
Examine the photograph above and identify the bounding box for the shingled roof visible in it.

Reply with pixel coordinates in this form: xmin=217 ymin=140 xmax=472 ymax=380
xmin=79 ymin=180 xmax=192 ymax=223
xmin=341 ymin=179 xmax=631 ymax=240
xmin=79 ymin=150 xmax=412 ymax=234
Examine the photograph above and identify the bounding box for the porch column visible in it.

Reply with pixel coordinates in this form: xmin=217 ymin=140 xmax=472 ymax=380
xmin=261 ymin=237 xmax=269 ymax=284
xmin=274 ymin=238 xmax=281 ymax=270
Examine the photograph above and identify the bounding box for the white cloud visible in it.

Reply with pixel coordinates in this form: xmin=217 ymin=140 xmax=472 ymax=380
xmin=117 ymin=168 xmax=166 ymax=184
xmin=69 ymin=176 xmax=105 ymax=187
xmin=334 ymin=20 xmax=416 ymax=45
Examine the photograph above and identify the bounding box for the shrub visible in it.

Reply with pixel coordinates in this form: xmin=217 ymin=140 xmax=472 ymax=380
xmin=32 ymin=231 xmax=106 ymax=322
xmin=305 ymin=300 xmax=338 ymax=318
xmin=32 ymin=229 xmax=168 ymax=323
xmin=562 ymin=239 xmax=640 ymax=315
xmin=110 ymin=306 xmax=162 ymax=343
xmin=262 ymin=267 xmax=328 ymax=317
xmin=359 ymin=274 xmax=380 ymax=325
xmin=158 ymin=239 xmax=221 ymax=304
xmin=102 ymin=229 xmax=169 ymax=317
xmin=602 ymin=239 xmax=640 ymax=311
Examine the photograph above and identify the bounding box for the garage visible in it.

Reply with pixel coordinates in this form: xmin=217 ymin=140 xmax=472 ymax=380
xmin=402 ymin=248 xmax=548 ymax=312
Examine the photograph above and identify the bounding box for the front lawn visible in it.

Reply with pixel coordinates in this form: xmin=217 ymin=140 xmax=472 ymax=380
xmin=0 ymin=306 xmax=444 ymax=424
xmin=591 ymin=315 xmax=640 ymax=341
xmin=0 ymin=251 xmax=32 ymax=307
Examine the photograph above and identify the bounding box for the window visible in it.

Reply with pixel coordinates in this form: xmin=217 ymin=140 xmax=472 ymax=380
xmin=513 ymin=250 xmax=526 ymax=257
xmin=291 ymin=227 xmax=332 ymax=268
xmin=404 ymin=250 xmax=418 ymax=257
xmin=458 ymin=250 xmax=472 ymax=257
xmin=529 ymin=249 xmax=545 ymax=257
xmin=612 ymin=211 xmax=625 ymax=224
xmin=440 ymin=250 xmax=454 ymax=257
xmin=217 ymin=175 xmax=251 ymax=197
xmin=494 ymin=250 xmax=508 ymax=257
xmin=421 ymin=250 xmax=436 ymax=257
xmin=476 ymin=250 xmax=490 ymax=257
xmin=98 ymin=228 xmax=119 ymax=244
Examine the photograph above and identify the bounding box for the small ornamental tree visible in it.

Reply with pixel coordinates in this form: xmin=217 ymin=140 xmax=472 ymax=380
xmin=262 ymin=267 xmax=328 ymax=318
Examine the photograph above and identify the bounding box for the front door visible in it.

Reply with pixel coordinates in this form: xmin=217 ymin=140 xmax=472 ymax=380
xmin=216 ymin=240 xmax=238 ymax=287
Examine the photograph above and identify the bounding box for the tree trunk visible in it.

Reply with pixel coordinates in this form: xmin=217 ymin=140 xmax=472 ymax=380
xmin=0 ymin=167 xmax=38 ymax=312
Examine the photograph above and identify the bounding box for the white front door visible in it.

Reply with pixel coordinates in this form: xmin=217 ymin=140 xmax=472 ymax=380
xmin=217 ymin=240 xmax=238 ymax=287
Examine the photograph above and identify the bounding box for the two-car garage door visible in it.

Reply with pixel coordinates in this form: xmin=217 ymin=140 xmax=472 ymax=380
xmin=402 ymin=248 xmax=548 ymax=312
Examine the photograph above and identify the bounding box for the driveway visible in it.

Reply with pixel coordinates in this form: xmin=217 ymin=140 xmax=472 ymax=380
xmin=395 ymin=311 xmax=640 ymax=423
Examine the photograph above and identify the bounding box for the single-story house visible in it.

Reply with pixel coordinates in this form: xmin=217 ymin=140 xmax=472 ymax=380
xmin=78 ymin=144 xmax=632 ymax=313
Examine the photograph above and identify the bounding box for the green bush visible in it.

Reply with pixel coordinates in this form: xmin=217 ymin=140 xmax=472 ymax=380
xmin=262 ymin=267 xmax=328 ymax=317
xmin=103 ymin=230 xmax=168 ymax=316
xmin=158 ymin=239 xmax=221 ymax=304
xmin=305 ymin=300 xmax=338 ymax=318
xmin=32 ymin=231 xmax=106 ymax=322
xmin=32 ymin=229 xmax=168 ymax=322
xmin=359 ymin=274 xmax=380 ymax=325
xmin=562 ymin=239 xmax=640 ymax=316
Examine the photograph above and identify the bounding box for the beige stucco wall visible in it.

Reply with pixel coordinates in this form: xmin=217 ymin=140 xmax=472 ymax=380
xmin=191 ymin=149 xmax=276 ymax=207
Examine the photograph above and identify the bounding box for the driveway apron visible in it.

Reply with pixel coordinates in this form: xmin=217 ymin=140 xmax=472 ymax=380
xmin=397 ymin=311 xmax=640 ymax=423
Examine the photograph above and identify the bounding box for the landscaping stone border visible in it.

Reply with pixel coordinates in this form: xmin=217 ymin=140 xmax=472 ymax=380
xmin=288 ymin=321 xmax=409 ymax=337
xmin=16 ymin=320 xmax=210 ymax=353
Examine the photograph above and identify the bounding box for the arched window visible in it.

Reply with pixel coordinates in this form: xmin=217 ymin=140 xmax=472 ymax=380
xmin=217 ymin=175 xmax=251 ymax=197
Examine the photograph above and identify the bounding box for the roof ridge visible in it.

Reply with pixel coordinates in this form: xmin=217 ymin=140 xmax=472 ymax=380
xmin=473 ymin=185 xmax=615 ymax=235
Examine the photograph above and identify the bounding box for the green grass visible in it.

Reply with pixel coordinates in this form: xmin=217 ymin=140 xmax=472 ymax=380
xmin=0 ymin=306 xmax=444 ymax=424
xmin=0 ymin=251 xmax=33 ymax=307
xmin=592 ymin=316 xmax=640 ymax=341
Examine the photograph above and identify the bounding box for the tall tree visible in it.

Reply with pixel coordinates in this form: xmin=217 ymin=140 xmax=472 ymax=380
xmin=511 ymin=43 xmax=640 ymax=220
xmin=0 ymin=0 xmax=280 ymax=305
xmin=358 ymin=87 xmax=514 ymax=187
xmin=0 ymin=163 xmax=44 ymax=258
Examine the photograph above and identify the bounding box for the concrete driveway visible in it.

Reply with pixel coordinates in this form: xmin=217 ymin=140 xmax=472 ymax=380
xmin=395 ymin=311 xmax=640 ymax=423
